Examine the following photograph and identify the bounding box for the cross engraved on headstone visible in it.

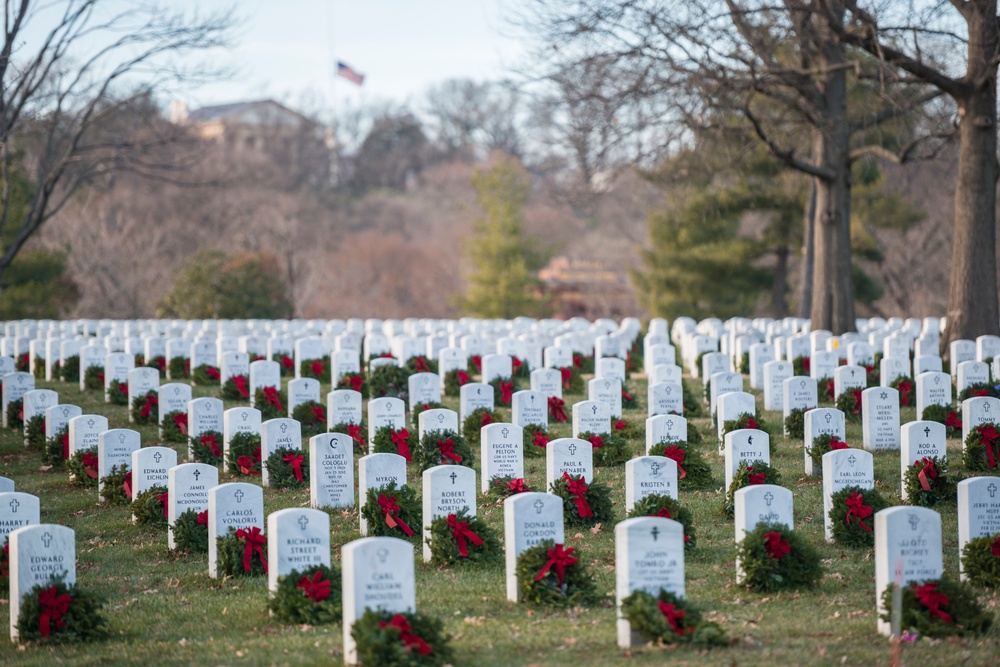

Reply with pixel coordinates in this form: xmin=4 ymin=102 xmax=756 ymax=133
xmin=934 ymin=376 xmax=940 ymax=385
xmin=909 ymin=514 xmax=920 ymax=531
xmin=988 ymin=483 xmax=997 ymax=498
xmin=650 ymin=462 xmax=660 ymax=475
xmin=437 ymin=413 xmax=445 ymax=423
xmin=568 ymin=443 xmax=577 ymax=456
xmin=764 ymin=491 xmax=775 ymax=506
xmin=9 ymin=498 xmax=19 ymax=513
xmin=924 ymin=426 xmax=931 ymax=438
xmin=986 ymin=402 xmax=992 ymax=413
xmin=234 ymin=489 xmax=244 ymax=503
xmin=241 ymin=411 xmax=248 ymax=421
xmin=193 ymin=469 xmax=201 ymax=480
xmin=377 ymin=547 xmax=389 ymax=564
xmin=118 ymin=433 xmax=126 ymax=443
xmin=825 ymin=413 xmax=832 ymax=423
xmin=666 ymin=420 xmax=674 ymax=430
xmin=449 ymin=471 xmax=457 ymax=485
xmin=298 ymin=515 xmax=309 ymax=530
xmin=848 ymin=454 xmax=857 ymax=467
xmin=651 ymin=526 xmax=659 ymax=542
xmin=62 ymin=407 xmax=69 ymax=417
xmin=87 ymin=418 xmax=95 ymax=428
xmin=153 ymin=452 xmax=162 ymax=463
xmin=41 ymin=532 xmax=52 ymax=548
xmin=592 ymin=405 xmax=598 ymax=415
xmin=173 ymin=387 xmax=180 ymax=395
xmin=280 ymin=423 xmax=287 ymax=433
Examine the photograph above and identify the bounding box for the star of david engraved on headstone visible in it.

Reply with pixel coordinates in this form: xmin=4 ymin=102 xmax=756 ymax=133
xmin=880 ymin=391 xmax=887 ymax=400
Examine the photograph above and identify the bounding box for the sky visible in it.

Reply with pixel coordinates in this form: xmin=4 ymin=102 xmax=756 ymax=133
xmin=185 ymin=0 xmax=530 ymax=116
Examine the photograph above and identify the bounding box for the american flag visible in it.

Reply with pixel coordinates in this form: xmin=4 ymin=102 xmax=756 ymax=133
xmin=337 ymin=61 xmax=365 ymax=86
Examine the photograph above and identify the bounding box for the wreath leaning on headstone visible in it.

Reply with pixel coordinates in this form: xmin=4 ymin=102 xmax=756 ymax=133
xmin=522 ymin=423 xmax=549 ymax=459
xmin=268 ymin=563 xmax=343 ymax=625
xmin=130 ymin=390 xmax=159 ymax=425
xmin=168 ymin=356 xmax=189 ymax=379
xmin=414 ymin=429 xmax=474 ymax=472
xmin=890 ymin=375 xmax=915 ymax=408
xmin=172 ymin=509 xmax=209 ymax=553
xmin=83 ymin=365 xmax=104 ymax=391
xmin=221 ymin=374 xmax=251 ymax=401
xmin=291 ymin=400 xmax=326 ymax=437
xmin=226 ymin=431 xmax=262 ymax=476
xmin=735 ymin=522 xmax=822 ymax=593
xmin=190 ymin=430 xmax=224 ymax=466
xmin=958 ymin=382 xmax=1000 ymax=402
xmin=960 ymin=533 xmax=1000 ymax=589
xmin=43 ymin=425 xmax=69 ymax=468
xmin=903 ymin=455 xmax=955 ymax=507
xmin=15 ymin=575 xmax=109 ymax=644
xmin=58 ymin=355 xmax=79 ymax=383
xmin=835 ymin=389 xmax=863 ymax=422
xmin=426 ymin=508 xmax=501 ymax=567
xmin=254 ymin=386 xmax=286 ymax=421
xmin=920 ymin=404 xmax=962 ymax=438
xmin=722 ymin=460 xmax=782 ymax=517
xmin=67 ymin=450 xmax=99 ymax=488
xmin=626 ymin=493 xmax=696 ymax=548
xmin=368 ymin=364 xmax=410 ymax=400
xmin=578 ymin=430 xmax=631 ymax=468
xmin=216 ymin=525 xmax=268 ymax=577
xmin=160 ymin=410 xmax=188 ymax=444
xmin=963 ymin=423 xmax=1000 ymax=472
xmin=350 ymin=608 xmax=453 ymax=667
xmin=783 ymin=407 xmax=808 ymax=440
xmin=460 ymin=407 xmax=497 ymax=448
xmin=549 ymin=472 xmax=614 ymax=527
xmin=648 ymin=438 xmax=715 ymax=490
xmin=721 ymin=412 xmax=769 ymax=442
xmin=879 ymin=578 xmax=993 ymax=638
xmin=133 ymin=484 xmax=169 ymax=527
xmin=336 ymin=373 xmax=368 ymax=398
xmin=191 ymin=364 xmax=220 ymax=386
xmin=806 ymin=434 xmax=852 ymax=470
xmin=264 ymin=446 xmax=309 ymax=488
xmin=619 ymin=589 xmax=729 ymax=648
xmin=299 ymin=358 xmax=330 ymax=383
xmin=99 ymin=464 xmax=131 ymax=506
xmin=488 ymin=376 xmax=517 ymax=407
xmin=329 ymin=421 xmax=367 ymax=456
xmin=827 ymin=485 xmax=889 ymax=548
xmin=410 ymin=402 xmax=443 ymax=427
xmin=485 ymin=476 xmax=532 ymax=501
xmin=107 ymin=380 xmax=128 ymax=406
xmin=361 ymin=481 xmax=422 ymax=542
xmin=515 ymin=539 xmax=600 ymax=607
xmin=25 ymin=413 xmax=45 ymax=450
xmin=6 ymin=398 xmax=23 ymax=430
xmin=442 ymin=369 xmax=470 ymax=396
xmin=371 ymin=425 xmax=417 ymax=463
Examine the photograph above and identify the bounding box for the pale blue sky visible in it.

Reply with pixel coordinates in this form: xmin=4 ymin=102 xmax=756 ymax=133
xmin=189 ymin=0 xmax=528 ymax=114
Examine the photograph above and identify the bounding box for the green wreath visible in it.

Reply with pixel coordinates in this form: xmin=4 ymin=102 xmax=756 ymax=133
xmin=414 ymin=429 xmax=474 ymax=472
xmin=268 ymin=564 xmax=343 ymax=625
xmin=410 ymin=401 xmax=443 ymax=427
xmin=216 ymin=525 xmax=268 ymax=577
xmin=961 ymin=533 xmax=1000 ymax=588
xmin=360 ymin=481 xmax=422 ymax=541
xmin=190 ymin=430 xmax=224 ymax=466
xmin=300 ymin=358 xmax=330 ymax=383
xmin=920 ymin=404 xmax=962 ymax=438
xmin=835 ymin=389 xmax=863 ymax=422
xmin=107 ymin=380 xmax=128 ymax=406
xmin=739 ymin=351 xmax=750 ymax=375
xmin=783 ymin=408 xmax=808 ymax=440
xmin=83 ymin=365 xmax=104 ymax=391
xmin=172 ymin=509 xmax=209 ymax=552
xmin=5 ymin=398 xmax=22 ymax=430
xmin=58 ymin=355 xmax=79 ymax=383
xmin=818 ymin=378 xmax=835 ymax=405
xmin=426 ymin=508 xmax=502 ymax=566
xmin=735 ymin=522 xmax=822 ymax=592
xmin=488 ymin=376 xmax=517 ymax=407
xmin=573 ymin=353 xmax=595 ymax=375
xmin=879 ymin=578 xmax=993 ymax=638
xmin=461 ymin=407 xmax=497 ymax=447
xmin=903 ymin=455 xmax=954 ymax=507
xmin=866 ymin=361 xmax=880 ymax=387
xmin=25 ymin=413 xmax=45 ymax=450
xmin=369 ymin=365 xmax=410 ymax=400
xmin=963 ymin=423 xmax=1000 ymax=472
xmin=626 ymin=494 xmax=696 ymax=548
xmin=791 ymin=355 xmax=809 ymax=377
xmin=828 ymin=486 xmax=889 ymax=548
xmin=130 ymin=391 xmax=159 ymax=425
xmin=522 ymin=423 xmax=549 ymax=458
xmin=485 ymin=476 xmax=532 ymax=501
xmin=99 ymin=464 xmax=131 ymax=506
xmin=351 ymin=608 xmax=453 ymax=667
xmin=621 ymin=384 xmax=639 ymax=410
xmin=32 ymin=356 xmax=46 ymax=380
xmin=43 ymin=425 xmax=69 ymax=468
xmin=620 ymin=589 xmax=729 ymax=648
xmin=611 ymin=417 xmax=642 ymax=441
xmin=336 ymin=373 xmax=369 ymax=399
xmin=806 ymin=433 xmax=851 ymax=469
xmin=192 ymin=364 xmax=220 ymax=386
xmin=648 ymin=439 xmax=714 ymax=490
xmin=681 ymin=380 xmax=703 ymax=417
xmin=889 ymin=375 xmax=915 ymax=408
xmin=512 ymin=356 xmax=530 ymax=380
xmin=168 ymin=356 xmax=189 ymax=379
xmin=226 ymin=431 xmax=262 ymax=476
xmin=443 ymin=369 xmax=470 ymax=396
xmin=560 ymin=366 xmax=585 ymax=394
xmin=515 ymin=539 xmax=600 ymax=607
xmin=291 ymin=400 xmax=327 ymax=437
xmin=701 ymin=377 xmax=712 ymax=404
xmin=549 ymin=473 xmax=614 ymax=527
xmin=143 ymin=355 xmax=165 ymax=373
xmin=371 ymin=425 xmax=417 ymax=462
xmin=406 ymin=356 xmax=439 ymax=375
xmin=958 ymin=382 xmax=1000 ymax=401
xmin=330 ymin=420 xmax=367 ymax=456
xmin=221 ymin=374 xmax=251 ymax=401
xmin=578 ymin=430 xmax=631 ymax=467
xmin=723 ymin=460 xmax=782 ymax=517
xmin=721 ymin=412 xmax=768 ymax=441
xmin=133 ymin=485 xmax=168 ymax=527
xmin=273 ymin=353 xmax=295 ymax=377
xmin=15 ymin=576 xmax=109 ymax=643
xmin=67 ymin=449 xmax=100 ymax=488
xmin=254 ymin=387 xmax=287 ymax=421
xmin=264 ymin=446 xmax=310 ymax=488
xmin=160 ymin=410 xmax=187 ymax=444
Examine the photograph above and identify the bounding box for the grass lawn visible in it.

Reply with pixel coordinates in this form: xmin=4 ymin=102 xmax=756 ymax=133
xmin=0 ymin=368 xmax=998 ymax=666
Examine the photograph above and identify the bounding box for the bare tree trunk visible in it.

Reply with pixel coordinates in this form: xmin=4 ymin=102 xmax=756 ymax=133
xmin=772 ymin=245 xmax=789 ymax=318
xmin=942 ymin=2 xmax=1000 ymax=355
xmin=798 ymin=181 xmax=816 ymax=318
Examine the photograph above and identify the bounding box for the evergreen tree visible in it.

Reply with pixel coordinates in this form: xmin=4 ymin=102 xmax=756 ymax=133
xmin=460 ymin=155 xmax=550 ymax=318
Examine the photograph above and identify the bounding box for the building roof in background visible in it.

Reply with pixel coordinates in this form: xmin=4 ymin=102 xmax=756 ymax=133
xmin=186 ymin=99 xmax=312 ymax=127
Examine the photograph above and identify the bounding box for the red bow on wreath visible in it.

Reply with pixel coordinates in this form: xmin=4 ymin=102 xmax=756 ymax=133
xmin=379 ymin=614 xmax=433 ymax=656
xmin=534 ymin=543 xmax=578 ymax=587
xmin=262 ymin=386 xmax=283 ymax=412
xmin=845 ymin=491 xmax=873 ymax=533
xmin=81 ymin=451 xmax=99 ymax=479
xmin=897 ymin=381 xmax=913 ymax=407
xmin=446 ymin=513 xmax=484 ymax=557
xmin=201 ymin=433 xmax=222 ymax=458
xmin=340 ymin=375 xmax=360 ymax=393
xmin=825 ymin=379 xmax=835 ymax=401
xmin=280 ymin=355 xmax=294 ymax=371
xmin=746 ymin=417 xmax=758 ymax=429
xmin=560 ymin=367 xmax=572 ymax=390
xmin=140 ymin=393 xmax=158 ymax=419
xmin=310 ymin=404 xmax=326 ymax=424
xmin=310 ymin=359 xmax=325 ymax=378
xmin=763 ymin=531 xmax=791 ymax=559
xmin=437 ymin=438 xmax=462 ymax=464
xmin=480 ymin=411 xmax=493 ymax=428
xmin=661 ymin=445 xmax=686 ymax=479
xmin=657 ymin=601 xmax=691 ymax=636
xmin=912 ymin=581 xmax=952 ymax=623
xmin=157 ymin=491 xmax=169 ymax=518
xmin=973 ymin=388 xmax=990 ymax=398
xmin=235 ymin=526 xmax=268 ymax=573
xmin=563 ymin=471 xmax=594 ymax=518
xmin=347 ymin=424 xmax=365 ymax=451
xmin=117 ymin=382 xmax=129 ymax=397
xmin=506 ymin=478 xmax=529 ymax=494
xmin=830 ymin=439 xmax=849 ymax=451
xmin=851 ymin=389 xmax=863 ymax=415
xmin=233 ymin=375 xmax=250 ymax=399
xmin=915 ymin=457 xmax=937 ymax=492
xmin=283 ymin=452 xmax=305 ymax=482
xmin=38 ymin=585 xmax=72 ymax=637
xmin=512 ymin=357 xmax=523 ymax=372
xmin=976 ymin=424 xmax=999 ymax=468
xmin=991 ymin=535 xmax=1000 ymax=558
xmin=533 ymin=431 xmax=551 ymax=449
xmin=390 ymin=428 xmax=412 ymax=462
xmin=414 ymin=357 xmax=430 ymax=373
xmin=614 ymin=420 xmax=627 ymax=431
xmin=589 ymin=434 xmax=604 ymax=449
xmin=471 ymin=355 xmax=482 ymax=372
xmin=297 ymin=571 xmax=331 ymax=602
xmin=173 ymin=412 xmax=188 ymax=436
xmin=238 ymin=448 xmax=262 ymax=476
xmin=123 ymin=471 xmax=133 ymax=498
xmin=206 ymin=366 xmax=220 ymax=381
xmin=196 ymin=510 xmax=208 ymax=525
xmin=747 ymin=466 xmax=765 ymax=485
xmin=456 ymin=370 xmax=470 ymax=386
xmin=548 ymin=396 xmax=568 ymax=423
xmin=946 ymin=412 xmax=962 ymax=430
xmin=499 ymin=381 xmax=514 ymax=405
xmin=654 ymin=508 xmax=691 ymax=542
xmin=378 ymin=494 xmax=414 ymax=536
xmin=622 ymin=389 xmax=633 ymax=402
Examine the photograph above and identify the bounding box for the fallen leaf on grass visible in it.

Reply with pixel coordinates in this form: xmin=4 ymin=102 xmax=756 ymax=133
xmin=589 ymin=523 xmax=602 ymax=534
xmin=463 ymin=616 xmax=484 ymax=626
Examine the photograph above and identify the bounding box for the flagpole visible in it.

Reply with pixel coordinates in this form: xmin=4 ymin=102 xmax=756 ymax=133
xmin=327 ymin=0 xmax=337 ymax=186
